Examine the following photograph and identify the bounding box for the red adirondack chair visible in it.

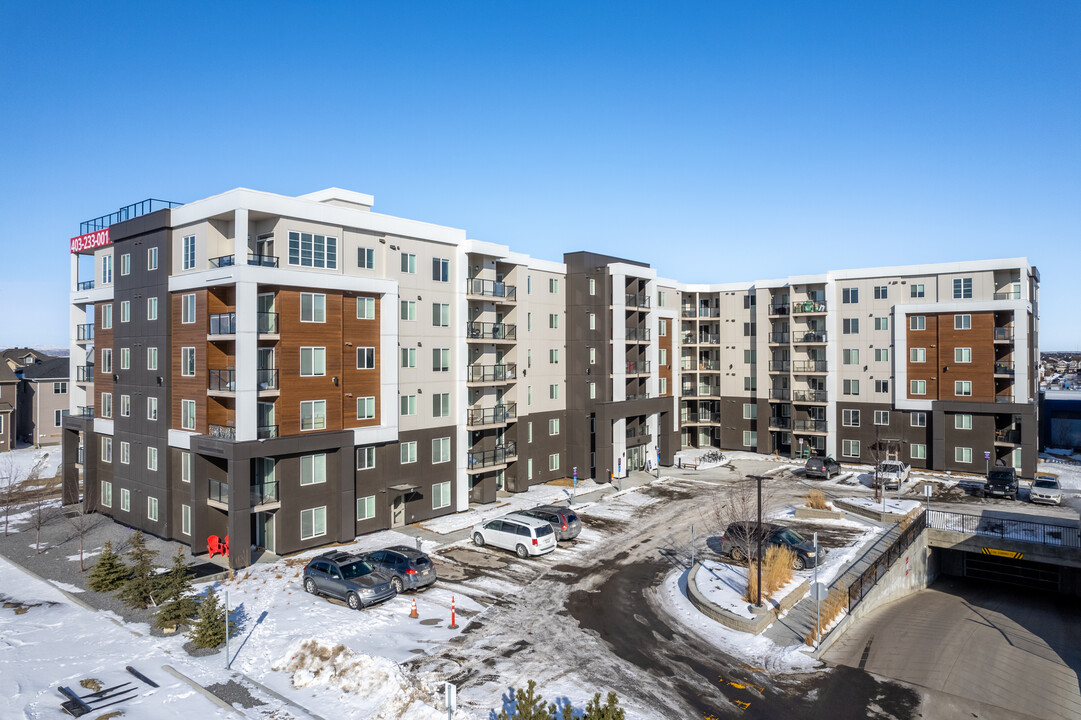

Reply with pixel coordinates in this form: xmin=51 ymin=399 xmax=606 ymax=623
xmin=207 ymin=534 xmax=229 ymax=558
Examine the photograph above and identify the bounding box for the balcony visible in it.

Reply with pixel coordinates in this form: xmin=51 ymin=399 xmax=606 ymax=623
xmin=792 ymin=360 xmax=828 ymax=373
xmin=768 ymin=416 xmax=791 ymax=430
xmin=209 ymin=424 xmax=236 ymax=440
xmin=792 ymin=389 xmax=828 ymax=403
xmin=697 ymin=360 xmax=720 ymax=371
xmin=993 ymin=361 xmax=1015 ymax=376
xmin=625 ymin=327 xmax=651 ymax=342
xmin=625 ymin=392 xmax=652 ymax=401
xmin=208 ymin=479 xmax=229 ymax=507
xmin=768 ymin=303 xmax=790 ymax=316
xmin=209 ymin=254 xmax=236 ymax=268
xmin=258 ymin=425 xmax=278 ymax=439
xmin=769 ymin=332 xmax=790 ymax=344
xmin=248 ymin=253 xmax=279 ymax=267
xmin=74 ymin=406 xmax=94 ymax=418
xmin=681 ymin=306 xmax=697 ymax=318
xmin=209 ymin=369 xmax=235 ymax=393
xmin=769 ymin=388 xmax=791 ymax=401
xmin=994 ymin=327 xmax=1014 ymax=342
xmin=466 ymin=278 xmax=516 ymax=301
xmin=467 ymin=403 xmax=517 ymax=427
xmin=76 ymin=365 xmax=94 ymax=382
xmin=792 ymin=331 xmax=827 ymax=344
xmin=258 ymin=311 xmax=279 ymax=335
xmin=76 ymin=280 xmax=95 ymax=291
xmin=257 ymin=368 xmax=279 ymax=391
xmin=698 ymin=307 xmax=721 ymax=318
xmin=625 ymin=293 xmax=650 ymax=309
xmin=791 ymin=300 xmax=827 ymax=314
xmin=695 ymin=333 xmax=719 ymax=345
xmin=994 ymin=289 xmax=1022 ymax=300
xmin=680 ymin=359 xmax=696 ymax=371
xmin=251 ymin=481 xmax=279 ymax=507
xmin=467 ymin=364 xmax=517 ymax=384
xmin=467 ymin=321 xmax=517 ymax=342
xmin=626 ymin=360 xmax=651 ymax=375
xmin=793 ymin=419 xmax=828 ymax=433
xmin=467 ymin=442 xmax=517 ymax=472
xmin=995 ymin=429 xmax=1021 ymax=445
xmin=769 ymin=361 xmax=790 ymax=372
xmin=76 ymin=324 xmax=94 ymax=342
xmin=625 ymin=425 xmax=651 ymax=439
xmin=209 ymin=312 xmax=236 ymax=336
xmin=995 ymin=393 xmax=1014 ymax=404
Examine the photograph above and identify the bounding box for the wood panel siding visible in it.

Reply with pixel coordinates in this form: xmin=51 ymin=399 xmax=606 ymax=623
xmin=94 ymin=301 xmax=113 ymax=413
xmin=937 ymin=310 xmax=995 ymax=402
xmin=906 ymin=313 xmax=939 ymax=399
xmin=277 ymin=287 xmax=344 ymax=436
xmin=341 ymin=292 xmax=381 ymax=429
xmin=659 ymin=323 xmax=672 ymax=396
xmin=171 ymin=290 xmax=208 ymax=432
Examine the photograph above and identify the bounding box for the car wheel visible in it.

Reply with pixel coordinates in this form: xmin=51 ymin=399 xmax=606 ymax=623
xmin=515 ymin=544 xmax=529 ymax=559
xmin=793 ymin=555 xmax=807 ymax=571
xmin=304 ymin=578 xmax=317 ymax=595
xmin=730 ymin=546 xmax=746 ymax=562
xmin=473 ymin=532 xmax=485 ymax=547
xmin=391 ymin=577 xmax=404 ymax=593
xmin=347 ymin=592 xmax=361 ymax=610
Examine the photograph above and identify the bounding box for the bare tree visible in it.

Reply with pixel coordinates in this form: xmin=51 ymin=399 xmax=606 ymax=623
xmin=26 ymin=492 xmax=57 ymax=554
xmin=710 ymin=474 xmax=783 ymax=536
xmin=0 ymin=454 xmax=29 ymax=537
xmin=66 ymin=501 xmax=102 ymax=572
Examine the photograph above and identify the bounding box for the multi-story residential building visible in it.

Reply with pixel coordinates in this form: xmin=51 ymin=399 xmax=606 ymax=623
xmin=0 ymin=363 xmax=16 ymax=452
xmin=17 ymin=357 xmax=70 ymax=446
xmin=61 ymin=188 xmax=1039 ymax=566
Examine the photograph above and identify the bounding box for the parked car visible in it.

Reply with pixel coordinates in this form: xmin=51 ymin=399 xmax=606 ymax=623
xmin=361 ymin=546 xmax=437 ymax=592
xmin=719 ymin=521 xmax=824 ymax=570
xmin=518 ymin=505 xmax=582 ymax=541
xmin=1029 ymin=476 xmax=1063 ymax=506
xmin=302 ymin=551 xmax=397 ymax=610
xmin=805 ymin=456 xmax=841 ymax=479
xmin=983 ymin=467 xmax=1019 ymax=500
xmin=873 ymin=460 xmax=910 ymax=490
xmin=472 ymin=513 xmax=557 ymax=558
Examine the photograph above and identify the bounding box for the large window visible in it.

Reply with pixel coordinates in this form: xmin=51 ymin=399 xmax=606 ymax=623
xmin=358 ymin=248 xmax=374 ymax=269
xmin=910 ymin=315 xmax=926 ymax=331
xmin=432 ymin=257 xmax=449 ymax=282
xmin=549 ymin=349 xmax=559 ymax=364
xmin=955 ymin=347 xmax=972 ymax=363
xmin=101 ymin=303 xmax=113 ymax=329
xmin=432 ymin=437 xmax=450 ymax=464
xmin=911 ymin=412 xmax=927 ymax=427
xmin=301 ymin=506 xmax=327 ymax=540
xmin=954 ymin=381 xmax=972 ymax=397
xmin=955 ymin=413 xmax=972 ymax=429
xmin=148 ymin=246 xmax=158 ymax=271
xmin=874 ymin=348 xmax=889 ymax=362
xmin=955 ymin=447 xmax=972 ymax=463
xmin=400 ymin=252 xmax=416 ymax=274
xmin=120 ymin=488 xmax=130 ymax=512
xmin=910 ymin=283 xmax=925 ymax=298
xmin=743 ymin=431 xmax=757 ymax=447
xmin=432 ymin=303 xmax=450 ymax=327
xmin=953 ymin=277 xmax=972 ymax=299
xmin=400 ymin=348 xmax=416 ymax=368
xmin=300 ymin=400 xmax=327 ymax=430
xmin=400 ymin=395 xmax=417 ymax=416
xmin=120 ymin=348 xmax=130 ymax=370
xmin=843 ymin=349 xmax=859 ymax=364
xmin=182 ymin=504 xmax=191 ymax=535
xmin=182 ymin=235 xmax=196 ymax=270
xmin=300 ymin=347 xmax=326 ymax=376
xmin=101 ymin=481 xmax=112 ymax=508
xmin=120 ymin=301 xmax=130 ymax=323
xmin=549 ymin=278 xmax=559 ymax=294
xmin=120 ymin=394 xmax=130 ymax=417
xmin=433 ymin=392 xmax=450 ymax=417
xmin=954 ymin=314 xmax=971 ymax=330
xmin=357 ymin=495 xmax=376 ymax=520
xmin=54 ymin=381 xmax=67 ymax=394
xmin=548 ymin=313 xmax=559 ymax=329
xmin=300 ymin=293 xmax=326 ymax=323
xmin=356 ymin=347 xmax=375 ymax=369
xmin=181 ymin=293 xmax=195 ymax=323
xmin=549 ymin=384 xmax=559 ymax=399
xmin=842 ymin=439 xmax=860 ymax=458
xmin=147 ymin=347 xmax=158 ymax=371
xmin=843 ymin=379 xmax=859 ymax=395
xmin=147 ymin=446 xmax=158 ymax=471
xmin=357 ymin=296 xmax=375 ymax=319
xmin=911 ymin=444 xmax=927 ymax=460
xmin=147 ymin=296 xmax=158 ymax=321
xmin=120 ymin=253 xmax=130 ymax=276
xmin=842 ymin=409 xmax=860 ymax=427
xmin=910 ymin=348 xmax=926 ymax=363
xmin=181 ymin=399 xmax=196 ymax=430
xmin=300 ymin=454 xmax=327 ymax=485
xmin=874 ymin=317 xmax=889 ymax=331
xmin=101 ymin=437 xmax=112 ymax=463
xmin=357 ymin=446 xmax=376 ymax=470
xmin=182 ymin=451 xmax=192 ymax=482
xmin=102 ymin=255 xmax=113 ymax=284
xmin=357 ymin=396 xmax=375 ymax=419
xmin=433 ymin=481 xmax=451 ymax=510
xmin=875 ymin=379 xmax=890 ymax=393
xmin=120 ymin=441 xmax=130 ymax=465
xmin=873 ymin=285 xmax=887 ymax=299
xmin=549 ymin=418 xmax=560 ymax=435
xmin=432 ymin=348 xmax=449 ymax=372
xmin=288 ymin=231 xmax=337 ymax=268
xmin=400 ymin=441 xmax=417 ymax=464
xmin=101 ymin=392 xmax=113 ymax=418
xmin=101 ymin=348 xmax=113 ymax=374
xmin=549 ymin=453 xmax=560 ymax=471
xmin=874 ymin=410 xmax=889 ymax=425
xmin=842 ymin=287 xmax=858 ymax=303
xmin=181 ymin=347 xmax=195 ymax=376
xmin=910 ymin=380 xmax=927 ymax=395
xmin=842 ymin=318 xmax=859 ymax=334
xmin=743 ymin=404 xmax=757 ymax=419
xmin=400 ymin=300 xmax=416 ymax=321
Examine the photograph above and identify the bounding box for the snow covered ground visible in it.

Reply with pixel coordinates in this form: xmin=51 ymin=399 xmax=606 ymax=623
xmin=417 ymin=479 xmax=605 ymax=534
xmin=0 ymin=445 xmax=62 ymax=484
xmin=838 ymin=497 xmax=922 ymax=516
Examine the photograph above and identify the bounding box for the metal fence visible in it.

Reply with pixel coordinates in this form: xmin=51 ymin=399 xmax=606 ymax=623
xmin=926 ymin=509 xmax=1080 ymax=548
xmin=847 ymin=512 xmax=926 ymax=612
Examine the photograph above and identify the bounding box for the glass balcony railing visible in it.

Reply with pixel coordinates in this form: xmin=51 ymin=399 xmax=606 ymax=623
xmin=625 ymin=425 xmax=651 ymax=438
xmin=768 ymin=303 xmax=790 ymax=316
xmin=625 ymin=293 xmax=650 ymax=309
xmin=994 ymin=327 xmax=1014 ymax=341
xmin=209 ymin=254 xmax=236 ymax=268
xmin=792 ymin=389 xmax=828 ymax=402
xmin=467 ymin=364 xmax=517 ymax=383
xmin=468 ymin=442 xmax=518 ymax=469
xmin=76 ymin=365 xmax=94 ymax=382
xmin=792 ymin=360 xmax=828 ymax=373
xmin=791 ymin=300 xmax=827 ymax=313
xmin=994 ymin=289 xmax=1022 ymax=300
xmin=76 ymin=280 xmax=95 ymax=291
xmin=769 ymin=388 xmax=791 ymax=400
xmin=248 ymin=253 xmax=279 ymax=267
xmin=250 ymin=481 xmax=279 ymax=505
xmin=257 ymin=368 xmax=279 ymax=390
xmin=258 ymin=425 xmax=278 ymax=439
xmin=769 ymin=361 xmax=790 ymax=372
xmin=209 ymin=312 xmax=236 ymax=335
xmin=467 ymin=322 xmax=517 ymax=341
xmin=209 ymin=479 xmax=229 ymax=503
xmin=208 ymin=369 xmax=236 ymax=392
xmin=625 ymin=327 xmax=651 ymax=341
xmin=466 ymin=403 xmax=517 ymax=426
xmin=769 ymin=332 xmax=790 ymax=343
xmin=994 ymin=361 xmax=1014 ymax=375
xmin=769 ymin=417 xmax=791 ymax=429
xmin=466 ymin=278 xmax=516 ymax=300
xmin=681 ymin=306 xmax=697 ymax=318
xmin=793 ymin=419 xmax=828 ymax=432
xmin=792 ymin=331 xmax=827 ymax=343
xmin=258 ymin=311 xmax=279 ymax=334
xmin=76 ymin=324 xmax=94 ymax=341
xmin=626 ymin=361 xmax=651 ymax=374
xmin=697 ymin=307 xmax=721 ymax=318
xmin=995 ymin=394 xmax=1014 ymax=404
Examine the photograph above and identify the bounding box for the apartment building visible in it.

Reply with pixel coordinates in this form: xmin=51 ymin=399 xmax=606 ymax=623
xmin=61 ymin=188 xmax=1039 ymax=566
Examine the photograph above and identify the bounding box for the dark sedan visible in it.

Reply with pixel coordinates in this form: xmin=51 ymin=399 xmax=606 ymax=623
xmin=719 ymin=522 xmax=824 ymax=570
xmin=361 ymin=546 xmax=437 ymax=592
xmin=518 ymin=505 xmax=582 ymax=541
xmin=303 ymin=551 xmax=397 ymax=609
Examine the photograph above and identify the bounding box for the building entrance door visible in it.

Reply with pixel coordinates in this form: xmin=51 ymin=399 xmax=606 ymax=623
xmin=391 ymin=496 xmax=405 ymax=528
xmin=252 ymin=512 xmax=276 ymax=554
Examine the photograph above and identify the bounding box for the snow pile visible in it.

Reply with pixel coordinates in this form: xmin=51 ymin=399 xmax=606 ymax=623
xmin=695 ymin=560 xmax=803 ymax=619
xmin=840 ymin=497 xmax=921 ymax=515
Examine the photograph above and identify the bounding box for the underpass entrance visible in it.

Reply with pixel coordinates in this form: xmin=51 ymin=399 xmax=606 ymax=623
xmin=962 ymin=552 xmax=1063 ymax=593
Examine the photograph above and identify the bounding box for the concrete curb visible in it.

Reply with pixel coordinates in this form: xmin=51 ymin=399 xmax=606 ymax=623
xmin=794 ymin=507 xmax=847 ymax=521
xmin=834 ymin=498 xmax=919 ymax=523
xmin=687 ymin=562 xmax=809 ymax=634
xmin=161 ymin=665 xmax=241 ymax=715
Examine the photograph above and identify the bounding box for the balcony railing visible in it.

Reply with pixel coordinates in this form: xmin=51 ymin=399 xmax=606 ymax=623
xmin=792 ymin=360 xmax=828 ymax=373
xmin=258 ymin=311 xmax=279 ymax=334
xmin=468 ymin=442 xmax=518 ymax=469
xmin=209 ymin=369 xmax=236 ymax=392
xmin=697 ymin=333 xmax=719 ymax=344
xmin=768 ymin=303 xmax=790 ymax=316
xmin=769 ymin=388 xmax=791 ymax=400
xmin=995 ymin=429 xmax=1021 ymax=444
xmin=76 ymin=324 xmax=94 ymax=341
xmin=625 ymin=293 xmax=650 ymax=309
xmin=698 ymin=360 xmax=720 ymax=370
xmin=681 ymin=306 xmax=697 ymax=318
xmin=625 ymin=327 xmax=651 ymax=341
xmin=258 ymin=425 xmax=278 ymax=439
xmin=792 ymin=331 xmax=827 ymax=343
xmin=80 ymin=198 xmax=182 ymax=234
xmin=76 ymin=365 xmax=94 ymax=382
xmin=769 ymin=416 xmax=791 ymax=429
xmin=466 ymin=278 xmax=516 ymax=300
xmin=995 ymin=394 xmax=1014 ymax=404
xmin=209 ymin=424 xmax=236 ymax=440
xmin=626 ymin=361 xmax=651 ymax=374
xmin=994 ymin=361 xmax=1014 ymax=375
xmin=792 ymin=389 xmax=828 ymax=402
xmin=698 ymin=307 xmax=721 ymax=318
xmin=791 ymin=300 xmax=827 ymax=313
xmin=467 ymin=364 xmax=517 ymax=383
xmin=75 ymin=406 xmax=94 ymax=418
xmin=769 ymin=361 xmax=790 ymax=372
xmin=209 ymin=312 xmax=236 ymax=335
xmin=625 ymin=425 xmax=651 ymax=438
xmin=248 ymin=253 xmax=279 ymax=267
xmin=209 ymin=254 xmax=236 ymax=268
xmin=626 ymin=392 xmax=652 ymax=401
xmin=769 ymin=332 xmax=790 ymax=343
xmin=793 ymin=419 xmax=828 ymax=432
xmin=467 ymin=321 xmax=517 ymax=341
xmin=994 ymin=327 xmax=1014 ymax=341
xmin=209 ymin=479 xmax=229 ymax=504
xmin=257 ymin=368 xmax=279 ymax=390
xmin=251 ymin=481 xmax=279 ymax=505
xmin=994 ymin=289 xmax=1022 ymax=300
xmin=467 ymin=403 xmax=517 ymax=426
xmin=76 ymin=280 xmax=95 ymax=291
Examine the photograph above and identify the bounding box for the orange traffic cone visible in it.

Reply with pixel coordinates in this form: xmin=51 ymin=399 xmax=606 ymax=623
xmin=409 ymin=597 xmax=418 ymax=619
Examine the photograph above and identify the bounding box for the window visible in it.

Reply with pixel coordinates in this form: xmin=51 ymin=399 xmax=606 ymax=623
xmin=527 ymin=386 xmax=532 ymax=405
xmin=589 ymin=347 xmax=596 ymax=365
xmin=101 ymin=481 xmax=112 ymax=508
xmin=147 ymin=446 xmax=158 ymax=471
xmin=120 ymin=441 xmax=130 ymax=465
xmin=910 ymin=380 xmax=927 ymax=395
xmin=658 ymin=291 xmax=666 ymax=306
xmin=874 ymin=348 xmax=889 ymax=362
xmin=120 ymin=301 xmax=130 ymax=323
xmin=910 ymin=315 xmax=926 ymax=330
xmin=181 ymin=347 xmax=195 ymax=377
xmin=101 ymin=437 xmax=112 ymax=463
xmin=549 ymin=453 xmax=560 ymax=471
xmin=181 ymin=293 xmax=195 ymax=323
xmin=743 ymin=403 xmax=757 ymax=419
xmin=53 ymin=408 xmax=63 ymax=427
xmin=432 ymin=437 xmax=450 ymax=464
xmin=955 ymin=347 xmax=972 ymax=363
xmin=911 ymin=444 xmax=927 ymax=460
xmin=843 ymin=318 xmax=859 ymax=334
xmin=527 ymin=422 xmax=533 ymax=443
xmin=120 ymin=348 xmax=130 ymax=370
xmin=147 ymin=347 xmax=158 ymax=371
xmin=842 ymin=439 xmax=860 ymax=458
xmin=743 ymin=349 xmax=756 ymax=364
xmin=549 ymin=418 xmax=560 ymax=435
xmin=955 ymin=447 xmax=972 ymax=463
xmin=955 ymin=413 xmax=973 ymax=429
xmin=102 ymin=255 xmax=113 ymax=284
xmin=400 ymin=252 xmax=416 ymax=274
xmin=357 ymin=396 xmax=375 ymax=419
xmin=743 ymin=431 xmax=757 ymax=447
xmin=954 ymin=314 xmax=971 ymax=330
xmin=744 ymin=376 xmax=757 ymax=391
xmin=147 ymin=296 xmax=158 ymax=321
xmin=549 ymin=348 xmax=559 ymax=364
xmin=874 ymin=410 xmax=889 ymax=425
xmin=874 ymin=317 xmax=889 ymax=331
xmin=300 ymin=454 xmax=326 ymax=485
xmin=301 ymin=507 xmax=327 ymax=539
xmin=527 ymin=276 xmax=532 ymax=294
xmin=659 ymin=319 xmax=667 ymax=336
xmin=843 ymin=349 xmax=859 ymax=365
xmin=842 ymin=287 xmax=858 ymax=303
xmin=120 ymin=488 xmax=130 ymax=512
xmin=357 ymin=296 xmax=375 ymax=319
xmin=911 ymin=412 xmax=927 ymax=427
xmin=527 ymin=313 xmax=532 ymax=331
xmin=300 ymin=347 xmax=326 ymax=376
xmin=588 ymin=313 xmax=596 ymax=330
xmin=910 ymin=283 xmax=925 ymax=298
xmin=843 ymin=379 xmax=859 ymax=395
xmin=182 ymin=235 xmax=196 ymax=269
xmin=101 ymin=348 xmax=113 ymax=374
xmin=101 ymin=303 xmax=113 ymax=329
xmin=101 ymin=392 xmax=113 ymax=418
xmin=432 ymin=257 xmax=449 ymax=282
xmin=660 ymin=348 xmax=667 ymax=366
xmin=357 ymin=495 xmax=376 ymax=520
xmin=120 ymin=394 xmax=130 ymax=417
xmin=181 ymin=399 xmax=196 ymax=429
xmin=588 ymin=278 xmax=596 ymax=295
xmin=843 ymin=409 xmax=860 ymax=427
xmin=181 ymin=451 xmax=192 ymax=482
xmin=549 ymin=313 xmax=559 ymax=329
xmin=147 ymin=397 xmax=158 ymax=421
xmin=400 ymin=300 xmax=416 ymax=321
xmin=910 ymin=348 xmax=926 ymax=363
xmin=549 ymin=278 xmax=558 ymax=294
xmin=399 ymin=349 xmax=416 ymax=370
xmin=549 ymin=384 xmax=559 ymax=399
xmin=527 ymin=458 xmax=534 ymax=480
xmin=592 ymin=381 xmax=598 ymax=398
xmin=181 ymin=504 xmax=191 ymax=535
xmin=875 ymin=380 xmax=890 ymax=393
xmin=400 ymin=441 xmax=417 ymax=464
xmin=358 ymin=247 xmax=374 ymax=269
xmin=954 ymin=381 xmax=972 ymax=397
xmin=433 ymin=481 xmax=451 ymax=510
xmin=743 ymin=322 xmax=756 ymax=337
xmin=432 ymin=303 xmax=449 ymax=327
xmin=357 ymin=446 xmax=376 ymax=470
xmin=53 ymin=381 xmax=67 ymax=394
xmin=300 ymin=293 xmax=326 ymax=323
xmin=120 ymin=253 xmax=130 ymax=276
xmin=432 ymin=392 xmax=450 ymax=417
xmin=287 ymin=231 xmax=337 ymax=269
xmin=873 ymin=285 xmax=887 ymax=299
xmin=356 ymin=347 xmax=375 ymax=369
xmin=400 ymin=395 xmax=417 ymax=416
xmin=148 ymin=246 xmax=158 ymax=270
xmin=300 ymin=400 xmax=326 ymax=431
xmin=953 ymin=277 xmax=972 ymax=299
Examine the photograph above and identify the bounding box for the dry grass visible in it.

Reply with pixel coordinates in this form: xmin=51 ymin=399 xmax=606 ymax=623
xmin=743 ymin=546 xmax=796 ymax=603
xmin=242 ymin=570 xmax=250 ymax=581
xmin=804 ymin=588 xmax=849 ymax=645
xmin=805 ymin=489 xmax=829 ymax=510
xmin=80 ymin=678 xmax=103 ymax=691
xmin=284 ymin=557 xmax=308 ymax=568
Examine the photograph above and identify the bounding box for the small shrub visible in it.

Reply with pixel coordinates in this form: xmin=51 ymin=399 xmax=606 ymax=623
xmin=242 ymin=570 xmax=250 ymax=581
xmin=744 ymin=546 xmax=796 ymax=603
xmin=804 ymin=588 xmax=848 ymax=645
xmin=805 ymin=489 xmax=828 ymax=510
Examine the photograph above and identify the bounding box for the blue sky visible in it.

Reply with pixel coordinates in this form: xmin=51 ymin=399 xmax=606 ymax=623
xmin=1 ymin=1 xmax=1077 ymax=348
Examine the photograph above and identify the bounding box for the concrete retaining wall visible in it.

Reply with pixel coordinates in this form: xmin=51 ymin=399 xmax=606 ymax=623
xmin=834 ymin=498 xmax=920 ymax=524
xmin=687 ymin=563 xmax=808 ymax=634
xmin=794 ymin=507 xmax=846 ymax=521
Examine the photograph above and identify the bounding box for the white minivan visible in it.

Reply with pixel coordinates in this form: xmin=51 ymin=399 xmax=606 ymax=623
xmin=471 ymin=513 xmax=557 ymax=558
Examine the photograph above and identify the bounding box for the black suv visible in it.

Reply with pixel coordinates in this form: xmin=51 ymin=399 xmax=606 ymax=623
xmin=302 ymin=551 xmax=397 ymax=610
xmin=720 ymin=522 xmax=824 ymax=570
xmin=983 ymin=467 xmax=1019 ymax=500
xmin=804 ymin=456 xmax=841 ymax=479
xmin=518 ymin=505 xmax=582 ymax=541
xmin=361 ymin=546 xmax=437 ymax=593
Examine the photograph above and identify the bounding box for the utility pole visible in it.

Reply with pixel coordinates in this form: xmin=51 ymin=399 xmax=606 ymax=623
xmin=756 ymin=475 xmax=763 ymax=607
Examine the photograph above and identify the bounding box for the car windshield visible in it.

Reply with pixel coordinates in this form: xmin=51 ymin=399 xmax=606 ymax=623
xmin=339 ymin=561 xmax=374 ymax=579
xmin=775 ymin=528 xmax=805 ymax=545
xmin=1034 ymin=480 xmax=1059 ymax=489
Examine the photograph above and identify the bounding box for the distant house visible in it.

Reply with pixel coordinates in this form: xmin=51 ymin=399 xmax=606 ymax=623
xmin=1 ymin=348 xmax=53 ymax=372
xmin=17 ymin=357 xmax=70 ymax=447
xmin=0 ymin=363 xmax=16 ymax=452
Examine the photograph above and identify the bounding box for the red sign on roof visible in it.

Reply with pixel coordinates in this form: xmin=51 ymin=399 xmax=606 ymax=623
xmin=70 ymin=228 xmax=111 ymax=254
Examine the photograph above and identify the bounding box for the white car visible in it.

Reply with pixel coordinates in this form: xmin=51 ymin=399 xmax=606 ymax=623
xmin=471 ymin=513 xmax=557 ymax=558
xmin=874 ymin=461 xmax=911 ymax=491
xmin=1030 ymin=476 xmax=1063 ymax=506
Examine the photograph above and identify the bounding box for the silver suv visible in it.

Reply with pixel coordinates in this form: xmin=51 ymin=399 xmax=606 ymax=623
xmin=302 ymin=551 xmax=397 ymax=610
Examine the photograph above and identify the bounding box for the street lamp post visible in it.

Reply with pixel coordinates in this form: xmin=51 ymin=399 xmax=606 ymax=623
xmin=756 ymin=475 xmax=763 ymax=607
